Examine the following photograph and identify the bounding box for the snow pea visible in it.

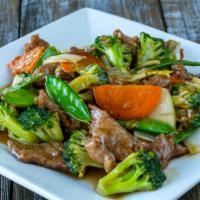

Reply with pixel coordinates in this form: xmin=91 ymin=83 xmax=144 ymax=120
xmin=149 ymin=60 xmax=200 ymax=70
xmin=0 ymin=73 xmax=43 ymax=95
xmin=45 ymin=75 xmax=91 ymax=123
xmin=175 ymin=129 xmax=196 ymax=144
xmin=32 ymin=46 xmax=61 ymax=72
xmin=119 ymin=118 xmax=174 ymax=135
xmin=2 ymin=89 xmax=37 ymax=107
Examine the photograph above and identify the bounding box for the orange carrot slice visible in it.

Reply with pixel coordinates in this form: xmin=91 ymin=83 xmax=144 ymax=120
xmin=7 ymin=47 xmax=45 ymax=74
xmin=61 ymin=48 xmax=104 ymax=73
xmin=93 ymin=85 xmax=162 ymax=120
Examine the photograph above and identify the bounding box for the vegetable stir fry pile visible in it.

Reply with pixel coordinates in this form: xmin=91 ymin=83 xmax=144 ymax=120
xmin=1 ymin=30 xmax=200 ymax=196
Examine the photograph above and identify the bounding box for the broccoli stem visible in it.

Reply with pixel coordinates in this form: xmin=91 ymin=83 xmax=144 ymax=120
xmin=69 ymin=74 xmax=99 ymax=93
xmin=4 ymin=116 xmax=40 ymax=143
xmin=97 ymin=151 xmax=166 ymax=196
xmin=79 ymin=92 xmax=93 ymax=101
xmin=150 ymin=60 xmax=200 ymax=70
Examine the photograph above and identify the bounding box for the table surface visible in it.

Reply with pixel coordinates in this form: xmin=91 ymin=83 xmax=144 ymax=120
xmin=0 ymin=0 xmax=200 ymax=199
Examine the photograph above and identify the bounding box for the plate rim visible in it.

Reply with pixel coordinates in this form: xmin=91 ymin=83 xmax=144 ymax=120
xmin=0 ymin=7 xmax=199 ymax=200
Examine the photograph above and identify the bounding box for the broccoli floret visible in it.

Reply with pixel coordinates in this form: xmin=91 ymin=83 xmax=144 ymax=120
xmin=94 ymin=35 xmax=132 ymax=72
xmin=0 ymin=102 xmax=40 ymax=143
xmin=69 ymin=64 xmax=108 ymax=93
xmin=185 ymin=110 xmax=200 ymax=129
xmin=63 ymin=130 xmax=103 ymax=178
xmin=171 ymin=84 xmax=200 ymax=109
xmin=96 ymin=151 xmax=166 ymax=196
xmin=137 ymin=32 xmax=176 ymax=68
xmin=17 ymin=106 xmax=64 ymax=142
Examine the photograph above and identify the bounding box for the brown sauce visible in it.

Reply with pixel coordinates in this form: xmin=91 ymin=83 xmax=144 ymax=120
xmin=83 ymin=168 xmax=126 ymax=200
xmin=0 ymin=132 xmax=8 ymax=144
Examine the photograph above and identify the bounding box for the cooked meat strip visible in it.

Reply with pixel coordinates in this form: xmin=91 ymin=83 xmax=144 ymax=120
xmin=133 ymin=136 xmax=152 ymax=151
xmin=24 ymin=34 xmax=49 ymax=53
xmin=70 ymin=46 xmax=95 ymax=54
xmin=33 ymin=64 xmax=58 ymax=75
xmin=176 ymin=109 xmax=194 ymax=130
xmin=152 ymin=134 xmax=175 ymax=168
xmin=113 ymin=29 xmax=139 ymax=48
xmin=85 ymin=137 xmax=116 ymax=173
xmin=180 ymin=49 xmax=184 ymax=60
xmin=36 ymin=90 xmax=81 ymax=130
xmin=86 ymin=106 xmax=186 ymax=170
xmin=7 ymin=139 xmax=67 ymax=173
xmin=89 ymin=105 xmax=134 ymax=161
xmin=54 ymin=67 xmax=75 ymax=82
xmin=171 ymin=64 xmax=192 ymax=81
xmin=143 ymin=75 xmax=170 ymax=88
xmin=173 ymin=144 xmax=189 ymax=157
xmin=33 ymin=64 xmax=58 ymax=87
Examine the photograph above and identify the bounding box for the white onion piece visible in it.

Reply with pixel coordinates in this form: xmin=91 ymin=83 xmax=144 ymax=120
xmin=43 ymin=54 xmax=86 ymax=65
xmin=149 ymin=88 xmax=176 ymax=128
xmin=134 ymin=130 xmax=155 ymax=142
xmin=184 ymin=128 xmax=200 ymax=154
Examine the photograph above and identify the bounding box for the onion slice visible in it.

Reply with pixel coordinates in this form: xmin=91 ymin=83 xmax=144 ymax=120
xmin=43 ymin=54 xmax=86 ymax=65
xmin=134 ymin=130 xmax=155 ymax=142
xmin=149 ymin=88 xmax=176 ymax=128
xmin=184 ymin=128 xmax=200 ymax=154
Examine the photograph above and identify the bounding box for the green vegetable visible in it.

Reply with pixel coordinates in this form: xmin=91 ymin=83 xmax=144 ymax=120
xmin=175 ymin=129 xmax=196 ymax=144
xmin=63 ymin=130 xmax=103 ymax=178
xmin=0 ymin=102 xmax=40 ymax=143
xmin=17 ymin=106 xmax=64 ymax=142
xmin=96 ymin=151 xmax=166 ymax=196
xmin=118 ymin=118 xmax=174 ymax=135
xmin=94 ymin=35 xmax=132 ymax=72
xmin=149 ymin=60 xmax=200 ymax=70
xmin=171 ymin=83 xmax=200 ymax=129
xmin=69 ymin=65 xmax=108 ymax=92
xmin=2 ymin=89 xmax=37 ymax=107
xmin=32 ymin=46 xmax=61 ymax=72
xmin=108 ymin=68 xmax=172 ymax=83
xmin=79 ymin=92 xmax=93 ymax=101
xmin=171 ymin=83 xmax=200 ymax=109
xmin=188 ymin=111 xmax=200 ymax=129
xmin=11 ymin=73 xmax=28 ymax=86
xmin=45 ymin=75 xmax=91 ymax=123
xmin=0 ymin=73 xmax=43 ymax=95
xmin=137 ymin=32 xmax=176 ymax=68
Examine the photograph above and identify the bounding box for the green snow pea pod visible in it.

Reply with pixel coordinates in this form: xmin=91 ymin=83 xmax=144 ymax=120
xmin=0 ymin=73 xmax=43 ymax=95
xmin=174 ymin=129 xmax=196 ymax=144
xmin=149 ymin=60 xmax=200 ymax=70
xmin=32 ymin=46 xmax=61 ymax=72
xmin=119 ymin=118 xmax=174 ymax=135
xmin=45 ymin=75 xmax=91 ymax=123
xmin=2 ymin=89 xmax=37 ymax=107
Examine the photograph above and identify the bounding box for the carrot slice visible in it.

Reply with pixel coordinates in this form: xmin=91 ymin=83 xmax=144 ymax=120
xmin=93 ymin=85 xmax=162 ymax=120
xmin=60 ymin=48 xmax=104 ymax=73
xmin=7 ymin=47 xmax=45 ymax=74
xmin=60 ymin=62 xmax=75 ymax=73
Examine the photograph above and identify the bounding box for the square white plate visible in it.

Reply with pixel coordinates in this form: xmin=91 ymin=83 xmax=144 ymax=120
xmin=0 ymin=8 xmax=199 ymax=200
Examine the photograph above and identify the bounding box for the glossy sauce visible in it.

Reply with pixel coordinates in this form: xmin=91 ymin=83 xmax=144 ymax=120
xmin=0 ymin=132 xmax=9 ymax=144
xmin=83 ymin=168 xmax=126 ymax=200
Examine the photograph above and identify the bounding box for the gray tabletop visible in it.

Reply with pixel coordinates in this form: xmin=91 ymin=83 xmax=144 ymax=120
xmin=0 ymin=0 xmax=200 ymax=199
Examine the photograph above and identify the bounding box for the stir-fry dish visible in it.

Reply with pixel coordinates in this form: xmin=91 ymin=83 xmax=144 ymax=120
xmin=1 ymin=30 xmax=200 ymax=196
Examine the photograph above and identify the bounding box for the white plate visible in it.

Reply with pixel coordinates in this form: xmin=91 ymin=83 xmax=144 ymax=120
xmin=0 ymin=8 xmax=200 ymax=200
